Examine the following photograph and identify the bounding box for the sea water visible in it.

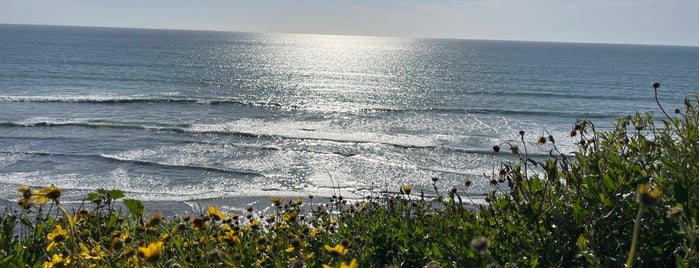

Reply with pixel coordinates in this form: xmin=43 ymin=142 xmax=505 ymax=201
xmin=1 ymin=24 xmax=697 ymax=212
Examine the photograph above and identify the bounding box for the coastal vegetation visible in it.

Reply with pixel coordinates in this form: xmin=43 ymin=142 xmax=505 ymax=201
xmin=2 ymin=85 xmax=698 ymax=267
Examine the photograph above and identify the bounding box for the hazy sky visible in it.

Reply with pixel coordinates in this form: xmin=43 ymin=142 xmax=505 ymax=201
xmin=2 ymin=0 xmax=698 ymax=46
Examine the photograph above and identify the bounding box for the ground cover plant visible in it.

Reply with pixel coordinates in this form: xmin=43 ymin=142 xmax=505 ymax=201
xmin=1 ymin=84 xmax=698 ymax=267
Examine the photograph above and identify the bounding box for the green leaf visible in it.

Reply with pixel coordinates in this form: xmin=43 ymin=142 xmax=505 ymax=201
xmin=108 ymin=189 xmax=125 ymax=200
xmin=602 ymin=174 xmax=616 ymax=191
xmin=87 ymin=192 xmax=100 ymax=202
xmin=494 ymin=198 xmax=510 ymax=209
xmin=123 ymin=199 xmax=144 ymax=219
xmin=577 ymin=234 xmax=588 ymax=251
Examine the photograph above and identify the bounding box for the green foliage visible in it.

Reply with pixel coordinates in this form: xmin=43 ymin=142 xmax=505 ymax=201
xmin=482 ymin=92 xmax=699 ymax=267
xmin=123 ymin=199 xmax=144 ymax=219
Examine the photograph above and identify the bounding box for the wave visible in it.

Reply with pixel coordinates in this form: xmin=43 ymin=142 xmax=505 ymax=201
xmin=1 ymin=118 xmax=439 ymax=149
xmin=361 ymin=107 xmax=612 ymax=119
xmin=0 ymin=95 xmax=285 ymax=108
xmin=0 ymin=150 xmax=265 ymax=177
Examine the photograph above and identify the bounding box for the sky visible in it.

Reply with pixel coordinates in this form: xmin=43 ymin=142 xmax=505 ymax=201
xmin=1 ymin=0 xmax=698 ymax=46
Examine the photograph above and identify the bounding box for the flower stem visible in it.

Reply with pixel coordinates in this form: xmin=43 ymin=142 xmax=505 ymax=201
xmin=625 ymin=205 xmax=645 ymax=267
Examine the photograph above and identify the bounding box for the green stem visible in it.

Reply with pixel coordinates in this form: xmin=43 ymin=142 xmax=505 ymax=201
xmin=625 ymin=205 xmax=645 ymax=267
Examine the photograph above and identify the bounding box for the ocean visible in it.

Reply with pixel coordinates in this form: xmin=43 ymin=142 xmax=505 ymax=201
xmin=1 ymin=24 xmax=698 ymax=212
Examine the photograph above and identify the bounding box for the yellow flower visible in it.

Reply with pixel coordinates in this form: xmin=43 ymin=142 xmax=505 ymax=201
xmin=247 ymin=219 xmax=261 ymax=229
xmin=207 ymin=206 xmax=227 ymax=221
xmin=33 ymin=185 xmax=63 ymax=206
xmin=637 ymin=183 xmax=662 ymax=207
xmin=285 ymin=246 xmax=295 ymax=253
xmin=18 ymin=185 xmax=32 ymax=199
xmin=138 ymin=241 xmax=163 ymax=262
xmin=401 ymin=184 xmax=412 ymax=195
xmin=341 ymin=259 xmax=359 ymax=268
xmin=79 ymin=242 xmax=106 ymax=262
xmin=17 ymin=197 xmax=33 ymax=210
xmin=324 ymin=244 xmax=348 ymax=256
xmin=293 ymin=197 xmax=303 ymax=206
xmin=329 ymin=219 xmax=338 ymax=225
xmin=310 ymin=228 xmax=324 ymax=237
xmin=146 ymin=213 xmax=164 ymax=227
xmin=270 ymin=197 xmax=284 ymax=206
xmin=323 ymin=259 xmax=358 ymax=268
xmin=283 ymin=209 xmax=299 ymax=222
xmin=42 ymin=253 xmax=71 ymax=268
xmin=46 ymin=225 xmax=69 ymax=252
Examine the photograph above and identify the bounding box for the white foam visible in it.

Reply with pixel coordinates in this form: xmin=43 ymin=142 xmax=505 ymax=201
xmin=189 ymin=119 xmax=437 ymax=148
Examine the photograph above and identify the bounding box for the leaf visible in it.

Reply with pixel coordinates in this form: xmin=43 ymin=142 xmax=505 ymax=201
xmin=494 ymin=198 xmax=510 ymax=209
xmin=108 ymin=189 xmax=125 ymax=200
xmin=577 ymin=234 xmax=588 ymax=251
xmin=87 ymin=192 xmax=100 ymax=202
xmin=123 ymin=199 xmax=144 ymax=219
xmin=602 ymin=174 xmax=616 ymax=191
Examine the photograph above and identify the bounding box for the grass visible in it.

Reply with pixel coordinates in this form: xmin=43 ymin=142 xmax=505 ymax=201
xmin=2 ymin=84 xmax=699 ymax=267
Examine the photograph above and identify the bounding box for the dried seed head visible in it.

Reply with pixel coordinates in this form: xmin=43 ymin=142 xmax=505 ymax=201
xmin=470 ymin=236 xmax=490 ymax=253
xmin=652 ymin=82 xmax=660 ymax=89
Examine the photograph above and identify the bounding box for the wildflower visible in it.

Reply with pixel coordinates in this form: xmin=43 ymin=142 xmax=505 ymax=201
xmin=636 ymin=183 xmax=662 ymax=207
xmin=266 ymin=214 xmax=276 ymax=223
xmin=548 ymin=135 xmax=555 ymax=143
xmin=537 ymin=136 xmax=546 ymax=145
xmin=110 ymin=238 xmax=125 ymax=252
xmin=146 ymin=213 xmax=164 ymax=227
xmin=42 ymin=253 xmax=71 ymax=268
xmin=341 ymin=259 xmax=359 ymax=268
xmin=492 ymin=145 xmax=500 ymax=152
xmin=464 ymin=180 xmax=473 ymax=187
xmin=293 ymin=197 xmax=303 ymax=206
xmin=270 ymin=197 xmax=284 ymax=207
xmin=33 ymin=185 xmax=63 ymax=206
xmin=667 ymin=205 xmax=683 ymax=219
xmin=470 ymin=236 xmax=490 ymax=253
xmin=192 ymin=217 xmax=207 ymax=231
xmin=207 ymin=206 xmax=227 ymax=221
xmin=137 ymin=240 xmax=163 ymax=262
xmin=247 ymin=219 xmax=261 ymax=229
xmin=431 ymin=177 xmax=439 ymax=182
xmin=230 ymin=213 xmax=240 ymax=220
xmin=283 ymin=209 xmax=299 ymax=222
xmin=310 ymin=228 xmax=324 ymax=237
xmin=324 ymin=244 xmax=348 ymax=256
xmin=569 ymin=130 xmax=577 ymax=138
xmin=498 ymin=169 xmax=506 ymax=179
xmin=46 ymin=225 xmax=69 ymax=252
xmin=273 ymin=223 xmax=288 ymax=231
xmin=79 ymin=243 xmax=106 ymax=261
xmin=401 ymin=184 xmax=413 ymax=195
xmin=18 ymin=185 xmax=32 ymax=199
xmin=329 ymin=219 xmax=338 ymax=225
xmin=652 ymin=82 xmax=660 ymax=89
xmin=510 ymin=146 xmax=519 ymax=155
xmin=17 ymin=197 xmax=33 ymax=210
